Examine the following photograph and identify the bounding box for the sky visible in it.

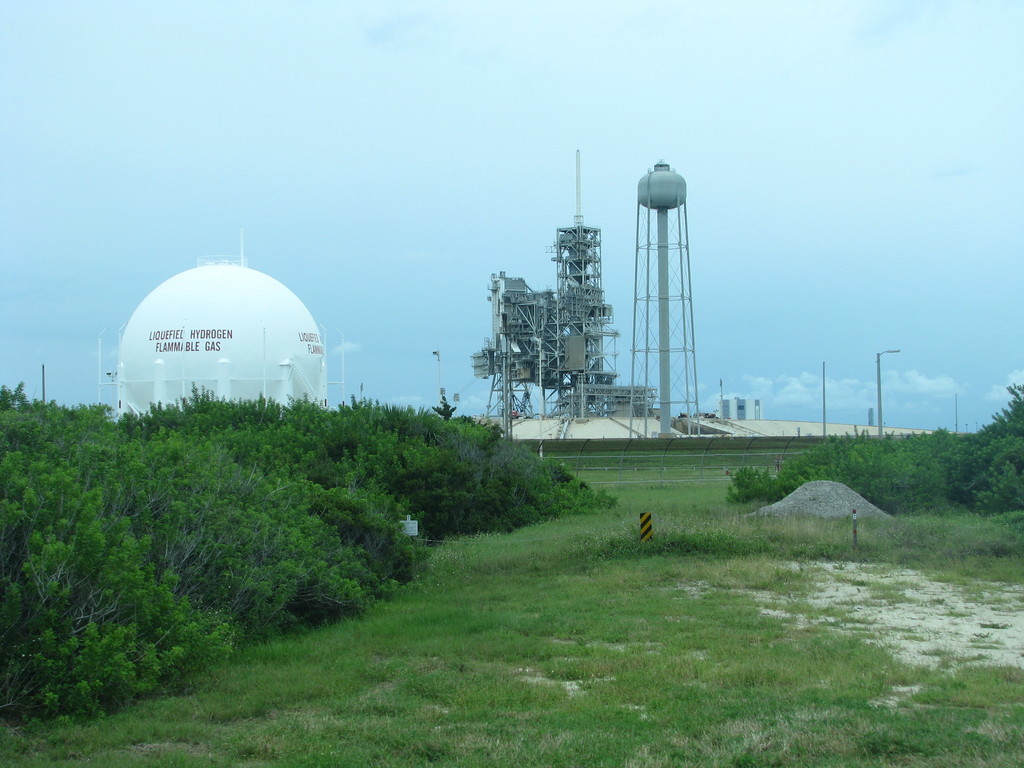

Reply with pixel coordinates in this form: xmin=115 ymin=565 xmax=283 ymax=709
xmin=1 ymin=0 xmax=1021 ymax=432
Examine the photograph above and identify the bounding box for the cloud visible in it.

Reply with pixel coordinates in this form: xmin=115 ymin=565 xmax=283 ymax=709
xmin=454 ymin=394 xmax=488 ymax=413
xmin=934 ymin=165 xmax=979 ymax=179
xmin=888 ymin=370 xmax=958 ymax=397
xmin=727 ymin=369 xmax=959 ymax=413
xmin=987 ymin=369 xmax=1024 ymax=402
xmin=855 ymin=0 xmax=942 ymax=42
xmin=363 ymin=11 xmax=432 ymax=48
xmin=733 ymin=372 xmax=872 ymax=411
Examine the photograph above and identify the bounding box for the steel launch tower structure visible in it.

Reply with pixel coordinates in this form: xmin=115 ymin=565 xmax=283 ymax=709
xmin=473 ymin=154 xmax=649 ymax=434
xmin=631 ymin=161 xmax=700 ymax=437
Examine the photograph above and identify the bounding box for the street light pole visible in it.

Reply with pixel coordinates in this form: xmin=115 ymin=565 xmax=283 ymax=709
xmin=822 ymin=361 xmax=827 ymax=438
xmin=876 ymin=349 xmax=900 ymax=437
xmin=432 ymin=350 xmax=442 ymax=405
xmin=336 ymin=329 xmax=346 ymax=405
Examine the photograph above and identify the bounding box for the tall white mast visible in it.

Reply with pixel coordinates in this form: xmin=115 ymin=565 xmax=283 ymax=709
xmin=574 ymin=149 xmax=583 ymax=225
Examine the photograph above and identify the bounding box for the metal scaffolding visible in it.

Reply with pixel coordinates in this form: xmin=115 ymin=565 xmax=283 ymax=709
xmin=552 ymin=222 xmax=621 ymax=418
xmin=473 ymin=213 xmax=652 ymax=434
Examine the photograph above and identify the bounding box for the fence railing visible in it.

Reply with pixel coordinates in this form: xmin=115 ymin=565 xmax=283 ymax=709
xmin=526 ymin=435 xmax=822 ymax=484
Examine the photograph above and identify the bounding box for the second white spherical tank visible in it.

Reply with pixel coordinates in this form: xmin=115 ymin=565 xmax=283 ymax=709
xmin=117 ymin=264 xmax=327 ymax=415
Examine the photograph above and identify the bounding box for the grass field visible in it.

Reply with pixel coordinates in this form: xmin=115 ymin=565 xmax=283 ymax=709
xmin=3 ymin=483 xmax=1024 ymax=767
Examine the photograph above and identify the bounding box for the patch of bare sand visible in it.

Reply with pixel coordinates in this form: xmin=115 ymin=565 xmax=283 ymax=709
xmin=761 ymin=563 xmax=1024 ymax=669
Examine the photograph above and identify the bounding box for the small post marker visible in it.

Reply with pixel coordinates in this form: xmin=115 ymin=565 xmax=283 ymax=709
xmin=852 ymin=509 xmax=858 ymax=550
xmin=640 ymin=512 xmax=653 ymax=542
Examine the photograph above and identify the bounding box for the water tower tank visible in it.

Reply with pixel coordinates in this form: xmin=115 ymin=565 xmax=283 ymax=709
xmin=117 ymin=263 xmax=327 ymax=415
xmin=638 ymin=162 xmax=687 ymax=210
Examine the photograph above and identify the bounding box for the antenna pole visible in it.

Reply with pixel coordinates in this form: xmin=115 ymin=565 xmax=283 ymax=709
xmin=575 ymin=150 xmax=583 ymax=224
xmin=98 ymin=329 xmax=107 ymax=404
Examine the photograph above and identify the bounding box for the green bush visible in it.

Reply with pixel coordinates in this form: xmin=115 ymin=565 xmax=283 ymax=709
xmin=0 ymin=452 xmax=230 ymax=718
xmin=726 ymin=386 xmax=1024 ymax=516
xmin=0 ymin=384 xmax=610 ymax=720
xmin=726 ymin=467 xmax=785 ymax=504
xmin=949 ymin=388 xmax=1024 ymax=512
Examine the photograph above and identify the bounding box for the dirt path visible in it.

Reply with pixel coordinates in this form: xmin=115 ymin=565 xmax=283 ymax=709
xmin=762 ymin=562 xmax=1024 ymax=669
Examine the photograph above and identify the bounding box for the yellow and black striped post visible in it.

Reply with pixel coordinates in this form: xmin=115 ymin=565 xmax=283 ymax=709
xmin=640 ymin=512 xmax=653 ymax=542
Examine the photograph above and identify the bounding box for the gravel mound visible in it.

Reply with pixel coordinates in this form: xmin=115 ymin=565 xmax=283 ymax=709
xmin=754 ymin=480 xmax=891 ymax=519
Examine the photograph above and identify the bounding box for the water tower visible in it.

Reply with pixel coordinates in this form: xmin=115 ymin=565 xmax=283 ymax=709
xmin=630 ymin=161 xmax=700 ymax=437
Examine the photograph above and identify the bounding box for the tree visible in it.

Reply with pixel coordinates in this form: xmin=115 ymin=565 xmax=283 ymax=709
xmin=949 ymin=384 xmax=1024 ymax=513
xmin=432 ymin=394 xmax=457 ymax=421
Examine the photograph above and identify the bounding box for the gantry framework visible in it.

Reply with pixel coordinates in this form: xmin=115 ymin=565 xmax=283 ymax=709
xmin=472 ymin=220 xmax=653 ymax=432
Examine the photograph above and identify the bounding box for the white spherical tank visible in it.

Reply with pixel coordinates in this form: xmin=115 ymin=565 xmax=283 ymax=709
xmin=117 ymin=263 xmax=327 ymax=415
xmin=638 ymin=161 xmax=687 ymax=210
